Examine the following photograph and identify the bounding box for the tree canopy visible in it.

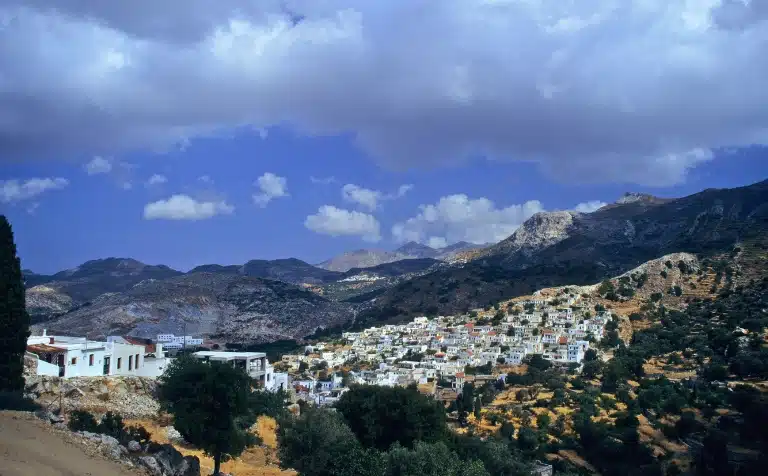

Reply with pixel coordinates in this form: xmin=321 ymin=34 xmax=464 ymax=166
xmin=157 ymin=356 xmax=258 ymax=475
xmin=335 ymin=385 xmax=447 ymax=451
xmin=0 ymin=216 xmax=29 ymax=393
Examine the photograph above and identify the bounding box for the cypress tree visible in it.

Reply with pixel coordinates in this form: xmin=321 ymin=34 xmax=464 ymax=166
xmin=0 ymin=215 xmax=30 ymax=392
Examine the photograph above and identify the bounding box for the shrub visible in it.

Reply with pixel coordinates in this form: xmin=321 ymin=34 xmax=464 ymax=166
xmin=98 ymin=411 xmax=125 ymax=439
xmin=68 ymin=410 xmax=99 ymax=433
xmin=125 ymin=424 xmax=152 ymax=446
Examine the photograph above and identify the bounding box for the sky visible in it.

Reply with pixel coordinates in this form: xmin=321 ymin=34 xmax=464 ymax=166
xmin=1 ymin=0 xmax=767 ymax=274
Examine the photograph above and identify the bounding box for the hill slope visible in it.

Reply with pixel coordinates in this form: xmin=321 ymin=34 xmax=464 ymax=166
xmin=32 ymin=272 xmax=355 ymax=343
xmin=354 ymin=179 xmax=768 ymax=328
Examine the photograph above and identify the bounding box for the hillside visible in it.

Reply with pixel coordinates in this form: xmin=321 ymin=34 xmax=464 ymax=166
xmin=317 ymin=241 xmax=486 ymax=272
xmin=354 ymin=179 xmax=768 ymax=328
xmin=31 ymin=272 xmax=355 ymax=343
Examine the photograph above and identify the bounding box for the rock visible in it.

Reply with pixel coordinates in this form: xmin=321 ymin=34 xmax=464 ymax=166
xmin=79 ymin=431 xmax=100 ymax=441
xmin=49 ymin=412 xmax=64 ymax=424
xmin=98 ymin=434 xmax=123 ymax=460
xmin=64 ymin=386 xmax=85 ymax=398
xmin=152 ymin=443 xmax=184 ymax=475
xmin=177 ymin=455 xmax=201 ymax=476
xmin=139 ymin=456 xmax=163 ymax=476
xmin=127 ymin=440 xmax=142 ymax=452
xmin=165 ymin=426 xmax=184 ymax=442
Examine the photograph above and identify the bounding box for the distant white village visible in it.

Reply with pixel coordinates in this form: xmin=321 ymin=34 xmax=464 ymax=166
xmin=25 ymin=290 xmax=613 ymax=406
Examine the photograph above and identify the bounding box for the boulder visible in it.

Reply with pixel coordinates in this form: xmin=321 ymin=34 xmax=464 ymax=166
xmin=152 ymin=443 xmax=185 ymax=475
xmin=139 ymin=456 xmax=163 ymax=476
xmin=147 ymin=443 xmax=201 ymax=476
xmin=98 ymin=434 xmax=123 ymax=460
xmin=176 ymin=455 xmax=201 ymax=476
xmin=127 ymin=440 xmax=142 ymax=452
xmin=165 ymin=426 xmax=184 ymax=443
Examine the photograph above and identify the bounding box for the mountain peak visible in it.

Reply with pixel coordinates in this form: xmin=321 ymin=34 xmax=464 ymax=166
xmin=396 ymin=241 xmax=436 ymax=254
xmin=616 ymin=192 xmax=661 ymax=205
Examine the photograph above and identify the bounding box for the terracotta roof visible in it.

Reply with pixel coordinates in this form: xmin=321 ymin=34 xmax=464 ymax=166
xmin=558 ymin=336 xmax=568 ymax=345
xmin=465 ymin=323 xmax=474 ymax=328
xmin=27 ymin=344 xmax=66 ymax=353
xmin=455 ymin=372 xmax=465 ymax=378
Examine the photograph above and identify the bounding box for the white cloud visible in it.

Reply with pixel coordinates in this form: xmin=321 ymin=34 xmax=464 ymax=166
xmin=197 ymin=175 xmax=213 ymax=184
xmin=342 ymin=183 xmax=414 ymax=211
xmin=3 ymin=1 xmax=765 ymax=185
xmin=146 ymin=174 xmax=168 ymax=186
xmin=573 ymin=200 xmax=607 ymax=213
xmin=310 ymin=176 xmax=336 ymax=185
xmin=305 ymin=205 xmax=381 ymax=242
xmin=341 ymin=183 xmax=381 ymax=211
xmin=143 ymin=194 xmax=234 ymax=220
xmin=394 ymin=184 xmax=414 ymax=198
xmin=392 ymin=195 xmax=544 ymax=246
xmin=84 ymin=156 xmax=112 ymax=175
xmin=0 ymin=177 xmax=69 ymax=203
xmin=253 ymin=172 xmax=289 ymax=207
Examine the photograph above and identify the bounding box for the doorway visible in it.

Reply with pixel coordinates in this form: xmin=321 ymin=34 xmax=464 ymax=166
xmin=103 ymin=356 xmax=111 ymax=375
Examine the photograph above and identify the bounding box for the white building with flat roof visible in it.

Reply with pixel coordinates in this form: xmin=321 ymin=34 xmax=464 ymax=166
xmin=191 ymin=351 xmax=288 ymax=392
xmin=27 ymin=331 xmax=148 ymax=378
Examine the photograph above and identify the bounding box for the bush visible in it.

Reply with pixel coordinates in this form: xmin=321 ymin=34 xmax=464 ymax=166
xmin=0 ymin=391 xmax=40 ymax=411
xmin=125 ymin=424 xmax=152 ymax=445
xmin=98 ymin=411 xmax=125 ymax=439
xmin=68 ymin=410 xmax=99 ymax=433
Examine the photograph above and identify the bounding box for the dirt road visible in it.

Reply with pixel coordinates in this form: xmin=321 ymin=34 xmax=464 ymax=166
xmin=0 ymin=411 xmax=143 ymax=476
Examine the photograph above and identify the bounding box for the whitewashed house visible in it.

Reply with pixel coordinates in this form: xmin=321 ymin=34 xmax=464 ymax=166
xmin=27 ymin=331 xmax=148 ymax=378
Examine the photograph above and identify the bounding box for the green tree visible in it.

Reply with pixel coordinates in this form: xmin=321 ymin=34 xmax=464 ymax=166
xmin=335 ymin=385 xmax=446 ymax=451
xmin=158 ymin=356 xmax=258 ymax=475
xmin=386 ymin=441 xmax=489 ymax=476
xmin=278 ymin=407 xmax=384 ymax=476
xmin=0 ymin=216 xmax=30 ymax=393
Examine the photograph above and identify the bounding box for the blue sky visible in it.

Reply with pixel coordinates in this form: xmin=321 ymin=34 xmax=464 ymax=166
xmin=1 ymin=1 xmax=767 ymax=273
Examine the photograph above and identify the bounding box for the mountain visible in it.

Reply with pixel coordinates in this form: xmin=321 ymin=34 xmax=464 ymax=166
xmin=353 ymin=179 xmax=768 ymax=328
xmin=189 ymin=258 xmax=343 ymax=284
xmin=316 ymin=249 xmax=411 ymax=272
xmin=317 ymin=241 xmax=490 ymax=272
xmin=23 ymin=269 xmax=53 ymax=287
xmin=31 ymin=272 xmax=355 ymax=343
xmin=394 ymin=242 xmax=439 ymax=258
xmin=25 ymin=258 xmax=183 ymax=320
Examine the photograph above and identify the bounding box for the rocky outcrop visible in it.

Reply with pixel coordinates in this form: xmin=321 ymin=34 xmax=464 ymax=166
xmin=25 ymin=375 xmax=160 ymax=419
xmin=139 ymin=444 xmax=200 ymax=476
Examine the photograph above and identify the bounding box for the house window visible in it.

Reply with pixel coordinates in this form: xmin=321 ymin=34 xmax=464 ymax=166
xmin=135 ymin=354 xmax=140 ymax=368
xmin=117 ymin=357 xmax=122 ymax=369
xmin=128 ymin=355 xmax=133 ymax=371
xmin=89 ymin=354 xmax=94 ymax=366
xmin=71 ymin=357 xmax=77 ymax=365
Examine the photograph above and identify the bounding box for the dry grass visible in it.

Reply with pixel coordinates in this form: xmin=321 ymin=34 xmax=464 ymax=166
xmin=124 ymin=417 xmax=295 ymax=476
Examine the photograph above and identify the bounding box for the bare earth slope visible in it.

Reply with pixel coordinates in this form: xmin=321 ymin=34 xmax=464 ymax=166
xmin=0 ymin=411 xmax=144 ymax=476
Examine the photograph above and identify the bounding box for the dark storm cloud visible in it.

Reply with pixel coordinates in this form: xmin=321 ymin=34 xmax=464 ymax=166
xmin=0 ymin=0 xmax=766 ymax=185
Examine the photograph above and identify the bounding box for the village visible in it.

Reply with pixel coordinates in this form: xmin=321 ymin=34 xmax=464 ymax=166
xmin=23 ymin=288 xmax=613 ymax=410
xmin=280 ymin=289 xmax=613 ymax=406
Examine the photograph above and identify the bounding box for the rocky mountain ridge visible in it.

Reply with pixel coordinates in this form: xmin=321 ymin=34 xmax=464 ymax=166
xmin=316 ymin=241 xmax=486 ymax=272
xmin=353 ymin=179 xmax=768 ymax=328
xmin=30 ymin=272 xmax=355 ymax=343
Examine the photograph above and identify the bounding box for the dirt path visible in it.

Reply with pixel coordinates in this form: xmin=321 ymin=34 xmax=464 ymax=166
xmin=0 ymin=411 xmax=143 ymax=476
